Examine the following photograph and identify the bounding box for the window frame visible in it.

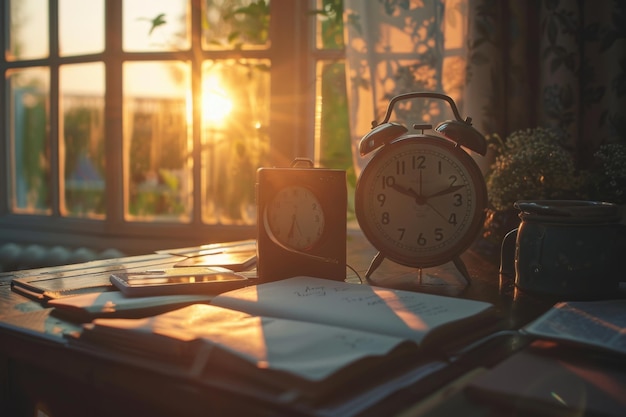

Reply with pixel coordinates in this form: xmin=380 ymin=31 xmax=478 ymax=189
xmin=0 ymin=0 xmax=332 ymax=254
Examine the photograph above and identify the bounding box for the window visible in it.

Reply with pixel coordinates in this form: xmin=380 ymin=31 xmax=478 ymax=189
xmin=0 ymin=0 xmax=350 ymax=254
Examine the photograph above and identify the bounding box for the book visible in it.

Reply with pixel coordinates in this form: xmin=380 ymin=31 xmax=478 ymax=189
xmin=465 ymin=299 xmax=626 ymax=416
xmin=210 ymin=276 xmax=497 ymax=348
xmin=77 ymin=276 xmax=497 ymax=404
xmin=521 ymin=299 xmax=626 ymax=356
xmin=466 ymin=345 xmax=626 ymax=417
xmin=48 ymin=291 xmax=213 ymax=321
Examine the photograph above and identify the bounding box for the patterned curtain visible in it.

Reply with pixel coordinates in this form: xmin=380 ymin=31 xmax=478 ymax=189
xmin=465 ymin=0 xmax=626 ymax=167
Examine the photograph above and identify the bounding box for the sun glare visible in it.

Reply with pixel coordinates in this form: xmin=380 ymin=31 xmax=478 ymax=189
xmin=202 ymin=76 xmax=233 ymax=127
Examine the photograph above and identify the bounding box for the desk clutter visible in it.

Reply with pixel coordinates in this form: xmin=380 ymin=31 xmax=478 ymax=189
xmin=10 ymin=239 xmax=257 ymax=301
xmin=4 ymin=236 xmax=626 ymax=417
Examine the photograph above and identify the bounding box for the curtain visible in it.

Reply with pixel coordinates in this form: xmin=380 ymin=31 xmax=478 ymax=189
xmin=343 ymin=0 xmax=470 ymax=175
xmin=465 ymin=0 xmax=626 ymax=170
xmin=344 ymin=0 xmax=626 ymax=174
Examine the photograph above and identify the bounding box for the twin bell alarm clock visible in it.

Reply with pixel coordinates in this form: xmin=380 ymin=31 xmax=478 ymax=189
xmin=354 ymin=92 xmax=488 ymax=282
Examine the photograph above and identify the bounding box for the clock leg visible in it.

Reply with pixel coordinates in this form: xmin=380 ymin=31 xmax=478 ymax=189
xmin=365 ymin=252 xmax=385 ymax=282
xmin=453 ymin=256 xmax=472 ymax=285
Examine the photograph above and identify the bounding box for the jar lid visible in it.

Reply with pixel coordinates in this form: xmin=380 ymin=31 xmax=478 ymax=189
xmin=514 ymin=200 xmax=621 ymax=224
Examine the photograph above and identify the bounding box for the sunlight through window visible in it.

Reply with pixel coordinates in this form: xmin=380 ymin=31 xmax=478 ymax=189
xmin=202 ymin=76 xmax=233 ymax=127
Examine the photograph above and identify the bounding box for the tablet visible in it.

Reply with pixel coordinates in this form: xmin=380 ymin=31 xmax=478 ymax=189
xmin=110 ymin=267 xmax=249 ymax=297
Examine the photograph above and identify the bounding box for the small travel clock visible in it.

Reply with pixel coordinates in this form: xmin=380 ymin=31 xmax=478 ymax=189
xmin=257 ymin=159 xmax=347 ymax=282
xmin=355 ymin=92 xmax=488 ymax=283
xmin=266 ymin=185 xmax=325 ymax=250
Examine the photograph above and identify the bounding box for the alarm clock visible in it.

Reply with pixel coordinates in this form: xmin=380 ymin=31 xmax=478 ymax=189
xmin=256 ymin=158 xmax=347 ymax=282
xmin=355 ymin=92 xmax=488 ymax=283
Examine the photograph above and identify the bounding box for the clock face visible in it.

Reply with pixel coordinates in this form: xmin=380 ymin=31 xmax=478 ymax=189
xmin=355 ymin=136 xmax=487 ymax=268
xmin=256 ymin=166 xmax=346 ymax=282
xmin=266 ymin=185 xmax=325 ymax=250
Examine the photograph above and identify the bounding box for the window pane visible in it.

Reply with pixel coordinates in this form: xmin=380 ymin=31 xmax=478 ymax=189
xmin=202 ymin=0 xmax=270 ymax=50
xmin=124 ymin=61 xmax=192 ymax=221
xmin=7 ymin=0 xmax=49 ymax=60
xmin=60 ymin=63 xmax=105 ymax=218
xmin=123 ymin=0 xmax=190 ymax=52
xmin=316 ymin=61 xmax=350 ymax=170
xmin=201 ymin=59 xmax=270 ymax=225
xmin=315 ymin=0 xmax=344 ymax=50
xmin=59 ymin=0 xmax=105 ymax=56
xmin=8 ymin=67 xmax=51 ymax=214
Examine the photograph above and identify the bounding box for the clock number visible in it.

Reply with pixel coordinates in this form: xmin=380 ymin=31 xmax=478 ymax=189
xmin=417 ymin=233 xmax=427 ymax=246
xmin=435 ymin=228 xmax=444 ymax=241
xmin=448 ymin=213 xmax=458 ymax=225
xmin=396 ymin=160 xmax=406 ymax=175
xmin=397 ymin=228 xmax=406 ymax=240
xmin=381 ymin=212 xmax=390 ymax=225
xmin=453 ymin=193 xmax=463 ymax=206
xmin=377 ymin=193 xmax=386 ymax=207
xmin=382 ymin=176 xmax=396 ymax=189
xmin=413 ymin=155 xmax=426 ymax=170
xmin=448 ymin=175 xmax=458 ymax=185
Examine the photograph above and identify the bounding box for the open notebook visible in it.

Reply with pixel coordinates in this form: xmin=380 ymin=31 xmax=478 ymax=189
xmin=74 ymin=276 xmax=499 ymax=406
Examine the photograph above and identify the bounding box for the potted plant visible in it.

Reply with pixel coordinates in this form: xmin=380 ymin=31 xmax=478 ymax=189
xmin=478 ymin=126 xmax=626 ymax=256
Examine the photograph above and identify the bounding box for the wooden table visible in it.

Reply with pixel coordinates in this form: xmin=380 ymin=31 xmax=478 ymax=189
xmin=0 ymin=229 xmax=607 ymax=417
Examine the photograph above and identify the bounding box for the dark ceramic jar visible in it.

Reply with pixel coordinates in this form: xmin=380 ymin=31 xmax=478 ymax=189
xmin=513 ymin=200 xmax=626 ymax=299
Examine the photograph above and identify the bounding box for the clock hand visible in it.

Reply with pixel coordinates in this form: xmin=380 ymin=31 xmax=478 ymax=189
xmin=389 ymin=183 xmax=418 ymax=198
xmin=389 ymin=183 xmax=427 ymax=204
xmin=294 ymin=215 xmax=303 ymax=236
xmin=426 ymin=201 xmax=450 ymax=222
xmin=425 ymin=184 xmax=466 ymax=199
xmin=419 ymin=168 xmax=423 ymax=197
xmin=287 ymin=214 xmax=297 ymax=239
xmin=390 ymin=180 xmax=451 ymax=219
